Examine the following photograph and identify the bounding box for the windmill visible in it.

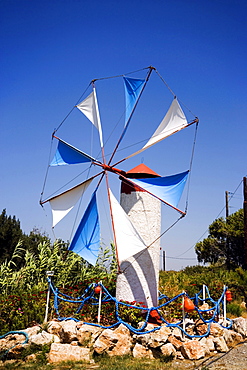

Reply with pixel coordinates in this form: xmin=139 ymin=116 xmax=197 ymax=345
xmin=40 ymin=66 xmax=199 ymax=307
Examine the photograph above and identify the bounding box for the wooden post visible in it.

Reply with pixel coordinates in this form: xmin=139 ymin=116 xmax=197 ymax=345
xmin=202 ymin=284 xmax=206 ymax=304
xmin=223 ymin=285 xmax=227 ymax=324
xmin=163 ymin=250 xmax=166 ymax=271
xmin=44 ymin=271 xmax=54 ymax=324
xmin=97 ymin=281 xmax=102 ymax=324
xmin=243 ymin=177 xmax=247 ymax=270
xmin=182 ymin=291 xmax=185 ymax=339
xmin=225 ymin=190 xmax=230 ymax=270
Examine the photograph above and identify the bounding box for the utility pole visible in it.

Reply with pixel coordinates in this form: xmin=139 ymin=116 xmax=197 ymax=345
xmin=225 ymin=191 xmax=229 ymax=218
xmin=243 ymin=177 xmax=247 ymax=270
xmin=225 ymin=190 xmax=230 ymax=269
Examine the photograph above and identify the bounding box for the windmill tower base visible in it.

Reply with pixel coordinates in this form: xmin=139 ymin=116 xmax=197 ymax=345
xmin=116 ymin=164 xmax=161 ymax=308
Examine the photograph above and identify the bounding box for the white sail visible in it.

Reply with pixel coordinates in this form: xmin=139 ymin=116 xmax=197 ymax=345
xmin=49 ymin=178 xmax=93 ymax=227
xmin=76 ymin=88 xmax=103 ymax=148
xmin=109 ymin=188 xmax=147 ymax=262
xmin=126 ymin=98 xmax=188 ymax=159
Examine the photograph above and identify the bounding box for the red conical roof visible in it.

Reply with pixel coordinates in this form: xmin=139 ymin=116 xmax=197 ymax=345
xmin=126 ymin=163 xmax=160 ymax=178
xmin=121 ymin=163 xmax=160 ymax=194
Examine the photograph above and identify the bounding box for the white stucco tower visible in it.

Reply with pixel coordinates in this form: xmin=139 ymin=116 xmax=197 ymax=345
xmin=116 ymin=164 xmax=161 ymax=307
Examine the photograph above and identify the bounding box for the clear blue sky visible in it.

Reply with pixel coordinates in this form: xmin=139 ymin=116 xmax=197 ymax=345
xmin=1 ymin=0 xmax=246 ymax=270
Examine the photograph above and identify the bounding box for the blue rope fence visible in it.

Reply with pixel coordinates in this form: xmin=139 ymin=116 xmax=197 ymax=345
xmin=48 ymin=278 xmax=232 ymax=337
xmin=0 ymin=331 xmax=28 ymax=359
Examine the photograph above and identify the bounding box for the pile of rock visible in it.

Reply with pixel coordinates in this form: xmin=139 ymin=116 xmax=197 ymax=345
xmin=0 ymin=317 xmax=246 ymax=364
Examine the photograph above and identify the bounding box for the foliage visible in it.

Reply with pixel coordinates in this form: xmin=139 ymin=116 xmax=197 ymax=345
xmin=0 ymin=238 xmax=116 ymax=334
xmin=0 ymin=209 xmax=23 ymax=264
xmin=226 ymin=302 xmax=244 ymax=317
xmin=195 ymin=209 xmax=244 ymax=269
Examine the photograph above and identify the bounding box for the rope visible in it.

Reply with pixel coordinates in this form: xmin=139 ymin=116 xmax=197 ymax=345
xmin=47 ymin=278 xmax=232 ymax=337
xmin=0 ymin=331 xmax=28 ymax=360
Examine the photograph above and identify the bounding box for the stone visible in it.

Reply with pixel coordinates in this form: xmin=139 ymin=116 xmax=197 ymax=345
xmin=213 ymin=337 xmax=229 ymax=352
xmin=25 ymin=353 xmax=39 ymax=362
xmin=93 ymin=326 xmax=131 ymax=356
xmin=167 ymin=335 xmax=182 ymax=350
xmin=29 ymin=331 xmax=60 ymax=345
xmin=171 ymin=327 xmax=183 ymax=340
xmin=0 ymin=332 xmax=28 ymax=351
xmin=48 ymin=343 xmax=90 ymax=363
xmin=160 ymin=343 xmax=176 ymax=357
xmin=59 ymin=320 xmax=78 ymax=343
xmin=148 ymin=326 xmax=171 ymax=348
xmin=230 ymin=330 xmax=243 ymax=343
xmin=23 ymin=325 xmax=41 ymax=337
xmin=77 ymin=324 xmax=103 ymax=346
xmin=232 ymin=317 xmax=247 ymax=338
xmin=46 ymin=321 xmax=63 ymax=336
xmin=195 ymin=319 xmax=208 ymax=336
xmin=210 ymin=322 xmax=224 ymax=337
xmin=132 ymin=343 xmax=154 ymax=359
xmin=7 ymin=344 xmax=29 ymax=359
xmin=181 ymin=340 xmax=205 ymax=360
xmin=199 ymin=337 xmax=211 ymax=356
xmin=93 ymin=329 xmax=116 ymax=354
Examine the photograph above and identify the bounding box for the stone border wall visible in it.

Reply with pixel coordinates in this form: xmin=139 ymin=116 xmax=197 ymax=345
xmin=0 ymin=317 xmax=246 ymax=364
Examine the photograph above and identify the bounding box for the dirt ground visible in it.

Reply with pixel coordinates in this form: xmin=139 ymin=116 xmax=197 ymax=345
xmin=173 ymin=341 xmax=247 ymax=370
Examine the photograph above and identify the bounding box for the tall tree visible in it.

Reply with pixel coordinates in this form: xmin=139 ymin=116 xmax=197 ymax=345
xmin=0 ymin=209 xmax=24 ymax=263
xmin=195 ymin=209 xmax=244 ymax=269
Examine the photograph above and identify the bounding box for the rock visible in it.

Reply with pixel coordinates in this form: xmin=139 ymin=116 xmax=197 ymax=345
xmin=167 ymin=335 xmax=182 ymax=350
xmin=223 ymin=328 xmax=234 ymax=345
xmin=7 ymin=344 xmax=29 ymax=359
xmin=148 ymin=326 xmax=171 ymax=348
xmin=0 ymin=332 xmax=28 ymax=351
xmin=46 ymin=321 xmax=63 ymax=336
xmin=171 ymin=327 xmax=183 ymax=340
xmin=93 ymin=325 xmax=132 ymax=356
xmin=132 ymin=343 xmax=154 ymax=359
xmin=181 ymin=340 xmax=205 ymax=360
xmin=110 ymin=324 xmax=132 ymax=356
xmin=25 ymin=353 xmax=39 ymax=362
xmin=29 ymin=331 xmax=60 ymax=345
xmin=93 ymin=329 xmax=116 ymax=354
xmin=48 ymin=343 xmax=90 ymax=363
xmin=77 ymin=324 xmax=103 ymax=346
xmin=230 ymin=330 xmax=243 ymax=344
xmin=160 ymin=343 xmax=176 ymax=357
xmin=232 ymin=317 xmax=247 ymax=338
xmin=195 ymin=319 xmax=208 ymax=336
xmin=137 ymin=322 xmax=155 ymax=331
xmin=23 ymin=325 xmax=41 ymax=337
xmin=199 ymin=337 xmax=212 ymax=356
xmin=210 ymin=322 xmax=224 ymax=337
xmin=213 ymin=337 xmax=229 ymax=352
xmin=59 ymin=320 xmax=78 ymax=343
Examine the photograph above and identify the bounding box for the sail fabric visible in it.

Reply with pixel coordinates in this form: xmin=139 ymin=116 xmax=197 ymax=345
xmin=127 ymin=98 xmax=188 ymax=159
xmin=129 ymin=170 xmax=189 ymax=209
xmin=49 ymin=178 xmax=93 ymax=227
xmin=123 ymin=77 xmax=145 ymax=126
xmin=50 ymin=139 xmax=95 ymax=166
xmin=109 ymin=188 xmax=147 ymax=263
xmin=76 ymin=88 xmax=103 ymax=148
xmin=69 ymin=191 xmax=100 ymax=266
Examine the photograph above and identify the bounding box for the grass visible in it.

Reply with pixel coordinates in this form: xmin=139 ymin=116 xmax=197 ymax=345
xmin=0 ymin=355 xmax=197 ymax=370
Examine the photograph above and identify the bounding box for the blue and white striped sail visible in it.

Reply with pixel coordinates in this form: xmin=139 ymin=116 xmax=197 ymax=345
xmin=76 ymin=88 xmax=103 ymax=148
xmin=123 ymin=77 xmax=145 ymax=126
xmin=69 ymin=191 xmax=100 ymax=266
xmin=128 ymin=170 xmax=189 ymax=211
xmin=50 ymin=138 xmax=96 ymax=166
